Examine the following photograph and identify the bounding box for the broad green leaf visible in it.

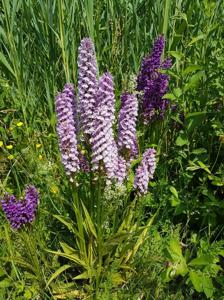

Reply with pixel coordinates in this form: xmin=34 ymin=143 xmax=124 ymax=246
xmin=189 ymin=271 xmax=203 ymax=292
xmin=202 ymin=276 xmax=213 ymax=298
xmin=175 ymin=135 xmax=189 ymax=146
xmin=173 ymin=88 xmax=182 ymax=98
xmin=189 ymin=254 xmax=214 ymax=266
xmin=190 ymin=271 xmax=214 ymax=298
xmin=163 ymin=93 xmax=176 ymax=100
xmin=166 ymin=239 xmax=188 ymax=276
xmin=46 ymin=265 xmax=71 ymax=287
xmin=182 ymin=65 xmax=203 ymax=75
xmin=169 ymin=239 xmax=182 ymax=258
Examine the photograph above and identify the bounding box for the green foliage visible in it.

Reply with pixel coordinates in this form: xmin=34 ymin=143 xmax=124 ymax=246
xmin=0 ymin=0 xmax=224 ymax=299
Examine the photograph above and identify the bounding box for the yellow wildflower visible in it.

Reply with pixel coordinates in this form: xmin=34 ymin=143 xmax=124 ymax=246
xmin=7 ymin=155 xmax=14 ymax=160
xmin=16 ymin=121 xmax=24 ymax=127
xmin=6 ymin=145 xmax=13 ymax=149
xmin=36 ymin=143 xmax=42 ymax=149
xmin=0 ymin=141 xmax=3 ymax=147
xmin=38 ymin=155 xmax=43 ymax=160
xmin=50 ymin=185 xmax=59 ymax=194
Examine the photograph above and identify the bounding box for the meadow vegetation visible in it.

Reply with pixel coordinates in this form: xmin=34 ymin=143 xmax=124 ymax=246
xmin=0 ymin=0 xmax=224 ymax=299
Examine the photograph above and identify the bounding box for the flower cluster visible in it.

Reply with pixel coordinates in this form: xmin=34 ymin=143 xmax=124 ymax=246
xmin=137 ymin=35 xmax=172 ymax=123
xmin=0 ymin=186 xmax=39 ymax=229
xmin=91 ymin=73 xmax=117 ymax=179
xmin=55 ymin=37 xmax=158 ymax=194
xmin=78 ymin=38 xmax=98 ymax=137
xmin=134 ymin=149 xmax=156 ymax=194
xmin=118 ymin=93 xmax=138 ymax=159
xmin=55 ymin=83 xmax=80 ymax=178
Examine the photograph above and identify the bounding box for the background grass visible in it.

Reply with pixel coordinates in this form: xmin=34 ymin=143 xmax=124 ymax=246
xmin=0 ymin=0 xmax=224 ymax=299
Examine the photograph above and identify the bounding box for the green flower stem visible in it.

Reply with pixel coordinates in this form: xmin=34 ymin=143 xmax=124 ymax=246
xmin=96 ymin=174 xmax=103 ymax=292
xmin=72 ymin=182 xmax=87 ymax=261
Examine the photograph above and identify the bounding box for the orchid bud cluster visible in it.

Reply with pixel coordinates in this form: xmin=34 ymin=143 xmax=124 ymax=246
xmin=0 ymin=186 xmax=39 ymax=229
xmin=137 ymin=35 xmax=172 ymax=123
xmin=55 ymin=37 xmax=158 ymax=194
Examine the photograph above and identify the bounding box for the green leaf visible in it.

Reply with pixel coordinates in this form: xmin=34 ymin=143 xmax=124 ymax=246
xmin=197 ymin=161 xmax=211 ymax=174
xmin=189 ymin=254 xmax=214 ymax=266
xmin=186 ymin=111 xmax=207 ymax=133
xmin=53 ymin=215 xmax=80 ymax=238
xmin=189 ymin=271 xmax=214 ymax=298
xmin=0 ymin=279 xmax=11 ymax=288
xmin=46 ymin=265 xmax=71 ymax=287
xmin=73 ymin=271 xmax=90 ymax=280
xmin=175 ymin=134 xmax=189 ymax=146
xmin=173 ymin=88 xmax=182 ymax=98
xmin=189 ymin=271 xmax=203 ymax=292
xmin=46 ymin=250 xmax=87 ymax=268
xmin=202 ymin=276 xmax=213 ymax=298
xmin=59 ymin=242 xmax=78 ymax=255
xmin=53 ymin=215 xmax=73 ymax=231
xmin=0 ymin=52 xmax=15 ymax=77
xmin=170 ymin=186 xmax=178 ymax=199
xmin=163 ymin=93 xmax=176 ymax=100
xmin=184 ymin=71 xmax=205 ymax=92
xmin=171 ymin=196 xmax=181 ymax=207
xmin=81 ymin=202 xmax=97 ymax=238
xmin=191 ymin=148 xmax=207 ymax=155
xmin=168 ymin=51 xmax=184 ymax=60
xmin=182 ymin=65 xmax=203 ymax=75
xmin=111 ymin=273 xmax=125 ymax=286
xmin=187 ymin=34 xmax=205 ymax=46
xmin=169 ymin=239 xmax=182 ymax=258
